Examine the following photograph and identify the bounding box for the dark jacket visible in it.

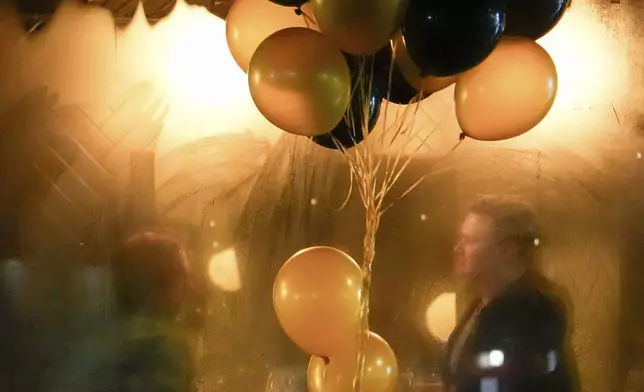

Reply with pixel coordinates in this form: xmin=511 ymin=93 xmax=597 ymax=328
xmin=443 ymin=273 xmax=580 ymax=392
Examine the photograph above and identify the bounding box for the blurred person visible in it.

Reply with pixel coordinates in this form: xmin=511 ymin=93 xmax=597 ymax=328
xmin=443 ymin=196 xmax=579 ymax=392
xmin=48 ymin=231 xmax=194 ymax=392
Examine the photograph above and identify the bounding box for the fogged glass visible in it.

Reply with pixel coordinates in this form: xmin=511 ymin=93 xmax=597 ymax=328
xmin=265 ymin=368 xmax=307 ymax=392
xmin=0 ymin=1 xmax=642 ymax=392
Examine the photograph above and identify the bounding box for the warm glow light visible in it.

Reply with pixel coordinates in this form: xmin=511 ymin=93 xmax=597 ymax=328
xmin=207 ymin=247 xmax=242 ymax=292
xmin=159 ymin=1 xmax=243 ymax=110
xmin=369 ymin=2 xmax=628 ymax=157
xmin=538 ymin=4 xmax=625 ymax=109
xmin=425 ymin=292 xmax=457 ymax=342
xmin=113 ymin=0 xmax=283 ymax=153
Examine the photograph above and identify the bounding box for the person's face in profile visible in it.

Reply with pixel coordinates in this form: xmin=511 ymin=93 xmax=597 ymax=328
xmin=454 ymin=212 xmax=505 ymax=284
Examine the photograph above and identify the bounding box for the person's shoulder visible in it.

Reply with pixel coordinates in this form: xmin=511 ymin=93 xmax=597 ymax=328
xmin=531 ymin=274 xmax=571 ymax=322
xmin=484 ymin=274 xmax=570 ymax=331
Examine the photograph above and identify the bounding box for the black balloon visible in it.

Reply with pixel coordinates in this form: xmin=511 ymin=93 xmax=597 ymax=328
xmin=402 ymin=1 xmax=505 ymax=77
xmin=504 ymin=0 xmax=569 ymax=39
xmin=268 ymin=0 xmax=308 ymax=7
xmin=372 ymin=45 xmax=428 ymax=105
xmin=312 ymin=56 xmax=382 ymax=150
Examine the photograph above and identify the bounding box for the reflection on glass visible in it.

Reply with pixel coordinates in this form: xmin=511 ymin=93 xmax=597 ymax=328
xmin=207 ymin=247 xmax=242 ymax=292
xmin=265 ymin=367 xmax=307 ymax=392
xmin=425 ymin=292 xmax=457 ymax=343
xmin=399 ymin=370 xmax=443 ymax=391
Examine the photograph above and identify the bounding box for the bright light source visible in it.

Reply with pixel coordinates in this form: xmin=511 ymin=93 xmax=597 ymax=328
xmin=477 ymin=350 xmax=505 ymax=369
xmin=489 ymin=350 xmax=504 ymax=367
xmin=114 ymin=0 xmax=282 ymax=153
xmin=538 ymin=5 xmax=625 ymax=109
xmin=424 ymin=292 xmax=457 ymax=342
xmin=208 ymin=247 xmax=242 ymax=292
xmin=157 ymin=1 xmax=248 ymax=111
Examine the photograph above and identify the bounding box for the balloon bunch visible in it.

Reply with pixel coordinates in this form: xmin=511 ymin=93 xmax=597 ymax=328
xmin=273 ymin=247 xmax=399 ymax=392
xmin=226 ymin=0 xmax=570 ymax=145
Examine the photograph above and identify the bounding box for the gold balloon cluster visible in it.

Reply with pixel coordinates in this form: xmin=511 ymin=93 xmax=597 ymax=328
xmin=248 ymin=27 xmax=351 ymax=138
xmin=226 ymin=0 xmax=563 ymax=143
xmin=390 ymin=33 xmax=458 ymax=95
xmin=225 ymin=0 xmax=409 ymax=138
xmin=454 ymin=37 xmax=558 ymax=141
xmin=273 ymin=247 xmax=399 ymax=391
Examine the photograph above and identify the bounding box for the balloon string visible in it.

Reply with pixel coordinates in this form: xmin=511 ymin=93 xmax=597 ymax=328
xmin=342 ymin=50 xmax=465 ymax=391
xmin=354 ymin=196 xmax=380 ymax=392
xmin=296 ymin=7 xmax=318 ymax=30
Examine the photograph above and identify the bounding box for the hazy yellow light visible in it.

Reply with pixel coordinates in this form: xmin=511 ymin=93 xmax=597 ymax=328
xmin=207 ymin=247 xmax=242 ymax=292
xmin=538 ymin=5 xmax=624 ymax=108
xmin=158 ymin=1 xmax=247 ymax=111
xmin=425 ymin=292 xmax=457 ymax=342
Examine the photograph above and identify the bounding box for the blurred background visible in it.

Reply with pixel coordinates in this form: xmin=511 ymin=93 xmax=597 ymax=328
xmin=0 ymin=0 xmax=643 ymax=391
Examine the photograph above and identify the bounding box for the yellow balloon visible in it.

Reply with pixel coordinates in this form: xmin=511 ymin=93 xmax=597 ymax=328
xmin=307 ymin=331 xmax=399 ymax=392
xmin=454 ymin=37 xmax=558 ymax=141
xmin=248 ymin=27 xmax=351 ymax=137
xmin=311 ymin=0 xmax=408 ymax=55
xmin=273 ymin=246 xmax=362 ymax=356
xmin=391 ymin=34 xmax=457 ymax=94
xmin=225 ymin=0 xmax=315 ymax=72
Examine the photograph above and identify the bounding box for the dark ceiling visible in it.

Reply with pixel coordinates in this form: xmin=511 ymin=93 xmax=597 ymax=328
xmin=10 ymin=0 xmax=232 ymax=27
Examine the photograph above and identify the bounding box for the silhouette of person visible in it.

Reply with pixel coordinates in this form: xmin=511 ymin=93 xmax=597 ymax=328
xmin=48 ymin=231 xmax=194 ymax=392
xmin=443 ymin=196 xmax=579 ymax=392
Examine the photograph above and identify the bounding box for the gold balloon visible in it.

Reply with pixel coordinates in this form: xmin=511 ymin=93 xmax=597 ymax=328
xmin=454 ymin=37 xmax=558 ymax=141
xmin=307 ymin=331 xmax=399 ymax=392
xmin=391 ymin=34 xmax=457 ymax=94
xmin=273 ymin=246 xmax=362 ymax=356
xmin=311 ymin=0 xmax=408 ymax=55
xmin=248 ymin=27 xmax=351 ymax=137
xmin=225 ymin=0 xmax=315 ymax=72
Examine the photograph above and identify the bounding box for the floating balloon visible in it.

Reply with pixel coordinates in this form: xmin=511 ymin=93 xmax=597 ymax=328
xmin=249 ymin=28 xmax=351 ymax=137
xmin=273 ymin=246 xmax=362 ymax=356
xmin=455 ymin=37 xmax=558 ymax=141
xmin=391 ymin=34 xmax=457 ymax=94
xmin=307 ymin=331 xmax=399 ymax=392
xmin=226 ymin=0 xmax=313 ymax=72
xmin=269 ymin=0 xmax=308 ymax=6
xmin=372 ymin=45 xmax=427 ymax=105
xmin=310 ymin=0 xmax=408 ymax=55
xmin=313 ymin=55 xmax=382 ymax=150
xmin=402 ymin=1 xmax=505 ymax=77
xmin=505 ymin=0 xmax=570 ymax=40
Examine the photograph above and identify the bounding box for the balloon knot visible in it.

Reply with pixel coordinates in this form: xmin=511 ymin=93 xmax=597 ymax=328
xmin=295 ymin=7 xmax=303 ymax=16
xmin=323 ymin=356 xmax=330 ymax=365
xmin=459 ymin=132 xmax=467 ymax=141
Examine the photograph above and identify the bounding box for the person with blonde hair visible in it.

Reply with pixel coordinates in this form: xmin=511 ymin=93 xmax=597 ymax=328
xmin=443 ymin=195 xmax=579 ymax=392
